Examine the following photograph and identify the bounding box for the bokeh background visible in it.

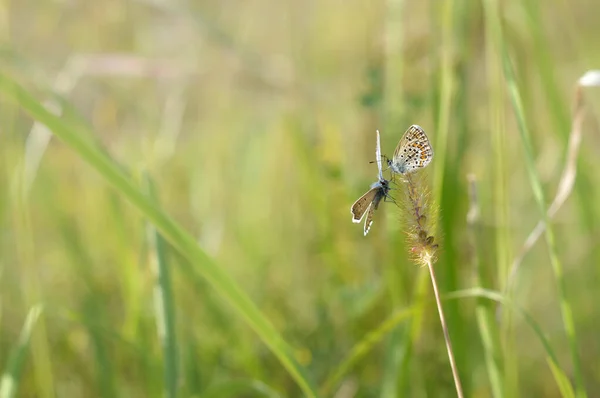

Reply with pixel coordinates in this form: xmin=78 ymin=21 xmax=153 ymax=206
xmin=2 ymin=0 xmax=600 ymax=397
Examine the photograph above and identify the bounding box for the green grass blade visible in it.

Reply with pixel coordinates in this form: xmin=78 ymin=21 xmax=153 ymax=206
xmin=0 ymin=72 xmax=318 ymax=398
xmin=467 ymin=176 xmax=504 ymax=398
xmin=321 ymin=305 xmax=418 ymax=396
xmin=548 ymin=359 xmax=576 ymax=398
xmin=448 ymin=289 xmax=574 ymax=398
xmin=431 ymin=0 xmax=455 ymax=201
xmin=200 ymin=379 xmax=282 ymax=398
xmin=143 ymin=174 xmax=179 ymax=398
xmin=487 ymin=7 xmax=586 ymax=396
xmin=82 ymin=297 xmax=120 ymax=398
xmin=0 ymin=305 xmax=43 ymax=398
xmin=446 ymin=289 xmax=560 ymax=369
xmin=324 ymin=287 xmax=570 ymax=397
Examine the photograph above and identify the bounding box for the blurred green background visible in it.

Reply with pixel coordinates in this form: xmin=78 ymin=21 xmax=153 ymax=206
xmin=2 ymin=0 xmax=600 ymax=397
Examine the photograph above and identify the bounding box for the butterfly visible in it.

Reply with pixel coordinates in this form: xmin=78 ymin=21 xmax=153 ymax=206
xmin=388 ymin=124 xmax=434 ymax=175
xmin=351 ymin=130 xmax=392 ymax=236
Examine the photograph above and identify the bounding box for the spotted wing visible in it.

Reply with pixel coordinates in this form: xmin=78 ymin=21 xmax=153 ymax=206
xmin=391 ymin=125 xmax=434 ymax=174
xmin=351 ymin=188 xmax=378 ymax=223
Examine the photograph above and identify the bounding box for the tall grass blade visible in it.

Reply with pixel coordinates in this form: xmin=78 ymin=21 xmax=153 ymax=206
xmin=200 ymin=379 xmax=282 ymax=398
xmin=143 ymin=174 xmax=179 ymax=398
xmin=0 ymin=305 xmax=43 ymax=398
xmin=322 ymin=306 xmax=417 ymax=396
xmin=325 ymin=287 xmax=570 ymax=397
xmin=467 ymin=175 xmax=504 ymax=397
xmin=0 ymin=72 xmax=318 ymax=398
xmin=486 ymin=5 xmax=586 ymax=395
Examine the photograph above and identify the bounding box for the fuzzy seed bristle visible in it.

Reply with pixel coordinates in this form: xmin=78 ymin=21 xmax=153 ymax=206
xmin=398 ymin=172 xmax=440 ymax=266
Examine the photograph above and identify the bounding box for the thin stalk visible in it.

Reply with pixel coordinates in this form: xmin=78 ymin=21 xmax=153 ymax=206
xmin=426 ymin=260 xmax=464 ymax=398
xmin=497 ymin=21 xmax=587 ymax=398
xmin=381 ymin=0 xmax=408 ymax=395
xmin=0 ymin=306 xmax=43 ymax=398
xmin=468 ymin=175 xmax=504 ymax=397
xmin=484 ymin=1 xmax=586 ymax=396
xmin=399 ymin=171 xmax=461 ymax=396
xmin=143 ymin=174 xmax=179 ymax=398
xmin=325 ymin=285 xmax=573 ymax=397
xmin=507 ymin=77 xmax=598 ymax=291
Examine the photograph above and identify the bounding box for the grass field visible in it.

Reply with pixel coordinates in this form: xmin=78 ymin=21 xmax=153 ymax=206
xmin=2 ymin=0 xmax=600 ymax=397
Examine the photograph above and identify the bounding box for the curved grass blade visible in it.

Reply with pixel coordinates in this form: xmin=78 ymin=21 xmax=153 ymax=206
xmin=548 ymin=359 xmax=576 ymax=398
xmin=323 ymin=288 xmax=572 ymax=397
xmin=143 ymin=174 xmax=179 ymax=398
xmin=321 ymin=305 xmax=418 ymax=396
xmin=495 ymin=23 xmax=586 ymax=398
xmin=0 ymin=72 xmax=318 ymax=398
xmin=200 ymin=379 xmax=282 ymax=398
xmin=0 ymin=305 xmax=43 ymax=398
xmin=481 ymin=2 xmax=585 ymax=396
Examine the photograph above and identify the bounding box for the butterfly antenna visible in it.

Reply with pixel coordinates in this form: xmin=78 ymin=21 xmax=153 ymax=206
xmin=382 ymin=154 xmax=393 ymax=171
xmin=370 ymin=154 xmax=391 ymax=164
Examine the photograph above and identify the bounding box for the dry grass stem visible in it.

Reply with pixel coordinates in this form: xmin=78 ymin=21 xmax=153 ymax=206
xmin=23 ymin=54 xmax=189 ymax=194
xmin=426 ymin=258 xmax=465 ymax=398
xmin=506 ymin=72 xmax=600 ymax=292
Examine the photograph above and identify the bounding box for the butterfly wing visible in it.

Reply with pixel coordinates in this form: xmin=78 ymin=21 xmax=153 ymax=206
xmin=364 ymin=188 xmax=388 ymax=235
xmin=363 ymin=201 xmax=376 ymax=236
xmin=351 ymin=188 xmax=378 ymax=223
xmin=371 ymin=182 xmax=388 ymax=210
xmin=391 ymin=125 xmax=434 ymax=174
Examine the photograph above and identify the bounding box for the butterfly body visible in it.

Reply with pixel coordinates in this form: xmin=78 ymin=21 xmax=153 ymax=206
xmin=388 ymin=124 xmax=434 ymax=175
xmin=350 ymin=130 xmax=392 ymax=236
